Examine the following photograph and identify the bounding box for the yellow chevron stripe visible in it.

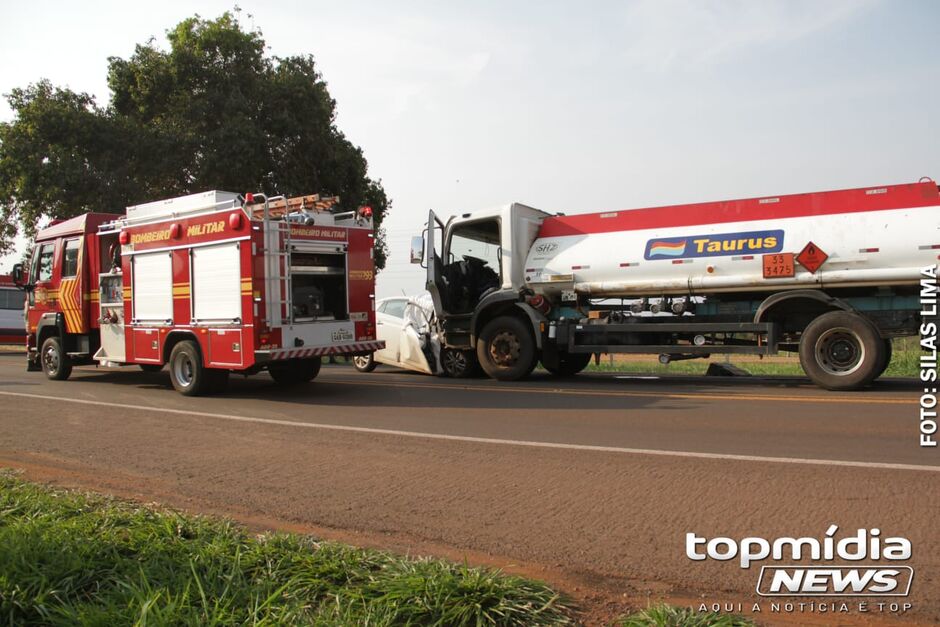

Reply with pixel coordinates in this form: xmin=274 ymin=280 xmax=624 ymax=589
xmin=60 ymin=282 xmax=75 ymax=332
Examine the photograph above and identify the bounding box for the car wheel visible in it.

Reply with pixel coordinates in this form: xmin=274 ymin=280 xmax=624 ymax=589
xmin=440 ymin=348 xmax=477 ymax=378
xmin=353 ymin=353 xmax=377 ymax=373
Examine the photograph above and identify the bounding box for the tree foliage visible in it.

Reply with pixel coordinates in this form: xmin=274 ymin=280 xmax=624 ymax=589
xmin=0 ymin=12 xmax=389 ymax=267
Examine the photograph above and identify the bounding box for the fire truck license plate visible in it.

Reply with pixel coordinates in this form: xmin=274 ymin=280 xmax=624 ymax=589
xmin=763 ymin=253 xmax=795 ymax=278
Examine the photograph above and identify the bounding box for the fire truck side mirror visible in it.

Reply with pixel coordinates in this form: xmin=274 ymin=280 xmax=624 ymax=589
xmin=410 ymin=236 xmax=425 ymax=265
xmin=11 ymin=263 xmax=25 ymax=288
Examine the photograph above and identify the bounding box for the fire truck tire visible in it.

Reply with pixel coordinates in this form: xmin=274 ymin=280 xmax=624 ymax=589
xmin=168 ymin=340 xmax=212 ymax=396
xmin=269 ymin=358 xmax=322 ymax=384
xmin=476 ymin=315 xmax=537 ymax=381
xmin=40 ymin=336 xmax=72 ymax=381
xmin=207 ymin=369 xmax=230 ymax=394
xmin=139 ymin=364 xmax=163 ymax=373
xmin=799 ymin=311 xmax=884 ymax=391
xmin=353 ymin=353 xmax=377 ymax=372
xmin=541 ymin=352 xmax=592 ymax=377
xmin=440 ymin=348 xmax=477 ymax=378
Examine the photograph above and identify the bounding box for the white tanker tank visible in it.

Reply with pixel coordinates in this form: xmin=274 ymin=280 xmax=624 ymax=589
xmin=524 ymin=180 xmax=940 ymax=297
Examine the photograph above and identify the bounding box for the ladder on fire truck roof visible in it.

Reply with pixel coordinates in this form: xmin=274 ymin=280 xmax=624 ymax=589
xmin=250 ymin=193 xmax=340 ymax=327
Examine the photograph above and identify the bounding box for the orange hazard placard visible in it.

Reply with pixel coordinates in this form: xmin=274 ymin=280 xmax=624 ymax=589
xmin=796 ymin=242 xmax=828 ymax=273
xmin=763 ymin=253 xmax=795 ymax=278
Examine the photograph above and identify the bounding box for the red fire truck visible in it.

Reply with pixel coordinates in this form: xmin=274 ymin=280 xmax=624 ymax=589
xmin=12 ymin=190 xmax=383 ymax=395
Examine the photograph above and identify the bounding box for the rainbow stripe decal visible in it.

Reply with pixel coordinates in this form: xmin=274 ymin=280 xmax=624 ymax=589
xmin=648 ymin=240 xmax=687 ymax=257
xmin=645 ymin=230 xmax=784 ymax=260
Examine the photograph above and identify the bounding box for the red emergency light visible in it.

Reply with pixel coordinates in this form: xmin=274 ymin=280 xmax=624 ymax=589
xmin=119 ymin=230 xmax=130 ymax=245
xmin=360 ymin=206 xmax=373 ymax=218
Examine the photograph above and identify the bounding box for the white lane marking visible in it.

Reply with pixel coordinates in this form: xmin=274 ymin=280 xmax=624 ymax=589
xmin=1 ymin=390 xmax=937 ymax=473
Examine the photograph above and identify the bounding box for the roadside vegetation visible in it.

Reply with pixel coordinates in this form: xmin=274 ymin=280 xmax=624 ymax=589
xmin=0 ymin=472 xmax=571 ymax=626
xmin=620 ymin=604 xmax=755 ymax=627
xmin=587 ymin=337 xmax=920 ymax=378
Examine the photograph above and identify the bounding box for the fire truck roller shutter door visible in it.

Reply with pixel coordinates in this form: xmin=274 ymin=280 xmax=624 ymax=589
xmin=192 ymin=243 xmax=242 ymax=322
xmin=132 ymin=253 xmax=173 ymax=323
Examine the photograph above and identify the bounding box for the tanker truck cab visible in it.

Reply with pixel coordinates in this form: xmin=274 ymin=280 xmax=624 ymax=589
xmin=420 ymin=203 xmax=552 ymax=378
xmin=416 ymin=180 xmax=940 ymax=390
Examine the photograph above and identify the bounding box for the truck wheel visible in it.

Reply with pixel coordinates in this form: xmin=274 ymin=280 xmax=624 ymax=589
xmin=353 ymin=353 xmax=377 ymax=372
xmin=873 ymin=338 xmax=893 ymax=380
xmin=269 ymin=358 xmax=322 ymax=384
xmin=799 ymin=312 xmax=884 ymax=391
xmin=541 ymin=352 xmax=592 ymax=377
xmin=169 ymin=340 xmax=211 ymax=396
xmin=208 ymin=369 xmax=230 ymax=394
xmin=441 ymin=348 xmax=477 ymax=378
xmin=477 ymin=316 xmax=537 ymax=381
xmin=40 ymin=336 xmax=72 ymax=381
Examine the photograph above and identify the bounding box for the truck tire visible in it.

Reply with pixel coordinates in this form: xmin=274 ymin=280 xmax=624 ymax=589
xmin=541 ymin=352 xmax=592 ymax=377
xmin=168 ymin=340 xmax=212 ymax=396
xmin=40 ymin=336 xmax=72 ymax=381
xmin=269 ymin=358 xmax=322 ymax=385
xmin=208 ymin=369 xmax=230 ymax=394
xmin=353 ymin=353 xmax=377 ymax=372
xmin=440 ymin=348 xmax=477 ymax=378
xmin=799 ymin=312 xmax=884 ymax=391
xmin=476 ymin=315 xmax=537 ymax=381
xmin=873 ymin=338 xmax=893 ymax=380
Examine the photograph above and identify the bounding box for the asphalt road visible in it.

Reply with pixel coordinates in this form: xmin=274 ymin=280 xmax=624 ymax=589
xmin=0 ymin=353 xmax=937 ymax=625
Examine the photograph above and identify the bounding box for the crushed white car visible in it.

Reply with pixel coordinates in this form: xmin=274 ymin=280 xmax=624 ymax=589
xmin=352 ymin=293 xmax=478 ymax=377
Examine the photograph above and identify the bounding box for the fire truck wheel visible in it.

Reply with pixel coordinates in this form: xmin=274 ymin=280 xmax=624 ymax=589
xmin=207 ymin=369 xmax=230 ymax=394
xmin=541 ymin=352 xmax=592 ymax=377
xmin=139 ymin=364 xmax=163 ymax=373
xmin=440 ymin=348 xmax=477 ymax=378
xmin=169 ymin=340 xmax=212 ymax=396
xmin=476 ymin=315 xmax=537 ymax=381
xmin=353 ymin=353 xmax=377 ymax=372
xmin=799 ymin=311 xmax=884 ymax=391
xmin=269 ymin=358 xmax=322 ymax=384
xmin=40 ymin=336 xmax=72 ymax=381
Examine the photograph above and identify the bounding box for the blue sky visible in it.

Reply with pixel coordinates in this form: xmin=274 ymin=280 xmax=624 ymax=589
xmin=2 ymin=0 xmax=938 ymax=296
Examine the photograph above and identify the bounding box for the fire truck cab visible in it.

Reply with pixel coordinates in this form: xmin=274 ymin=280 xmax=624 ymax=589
xmin=13 ymin=190 xmax=383 ymax=395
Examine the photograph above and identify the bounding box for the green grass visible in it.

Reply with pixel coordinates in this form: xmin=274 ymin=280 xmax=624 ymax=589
xmin=0 ymin=471 xmax=572 ymax=626
xmin=619 ymin=604 xmax=754 ymax=627
xmin=586 ymin=337 xmax=921 ymax=378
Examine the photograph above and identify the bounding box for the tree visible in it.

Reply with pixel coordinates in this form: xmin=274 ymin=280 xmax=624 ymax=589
xmin=0 ymin=11 xmax=389 ymax=268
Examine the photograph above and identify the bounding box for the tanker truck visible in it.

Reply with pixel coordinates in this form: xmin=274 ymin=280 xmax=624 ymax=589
xmin=410 ymin=179 xmax=939 ymax=390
